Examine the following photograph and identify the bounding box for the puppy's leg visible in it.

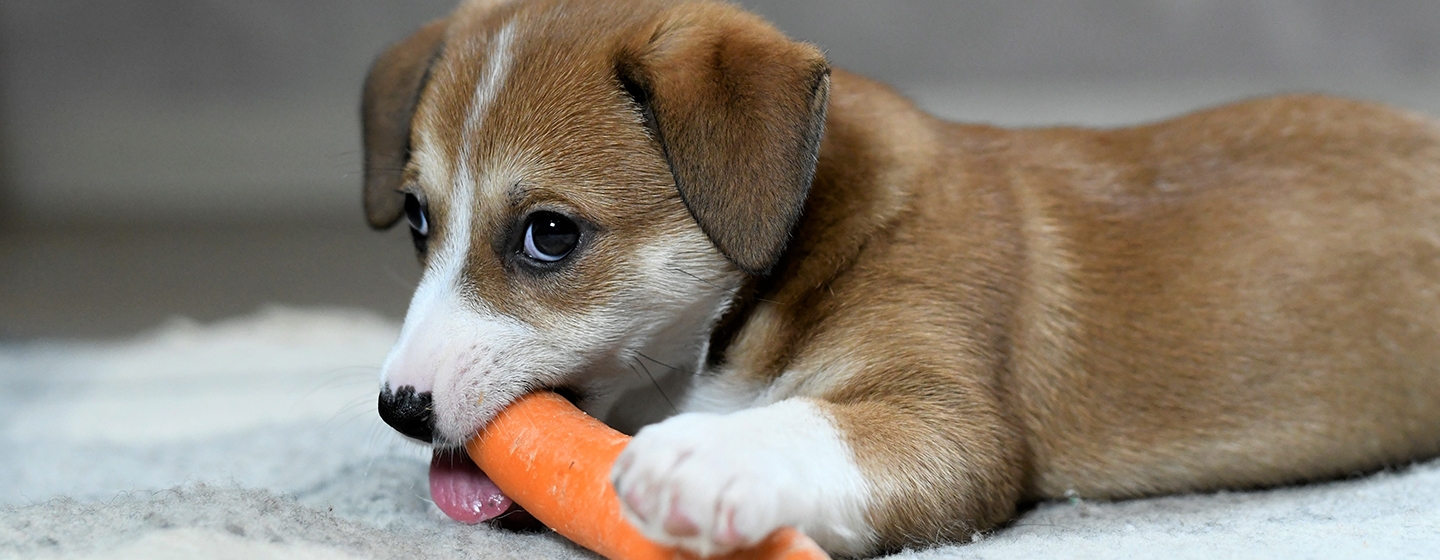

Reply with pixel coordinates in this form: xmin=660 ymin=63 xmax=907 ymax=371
xmin=610 ymin=372 xmax=1024 ymax=556
xmin=822 ymin=375 xmax=1028 ymax=551
xmin=610 ymin=398 xmax=874 ymax=556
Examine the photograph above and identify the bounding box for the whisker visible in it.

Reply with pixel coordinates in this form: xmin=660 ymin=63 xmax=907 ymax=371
xmin=634 ymin=350 xmax=679 ymax=372
xmin=631 ymin=356 xmax=678 ymax=415
xmin=665 ymin=266 xmax=729 ymax=292
xmin=666 ymin=266 xmax=781 ymax=305
xmin=625 ymin=360 xmax=648 ymax=381
xmin=327 ymin=398 xmax=379 ymax=426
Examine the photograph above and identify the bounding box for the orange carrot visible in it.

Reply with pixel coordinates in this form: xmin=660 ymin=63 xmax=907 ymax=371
xmin=465 ymin=391 xmax=830 ymax=560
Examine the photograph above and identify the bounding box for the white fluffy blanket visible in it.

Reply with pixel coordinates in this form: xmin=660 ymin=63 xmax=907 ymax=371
xmin=2 ymin=308 xmax=1437 ymax=559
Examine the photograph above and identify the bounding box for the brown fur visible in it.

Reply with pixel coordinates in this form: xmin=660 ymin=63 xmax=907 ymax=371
xmin=769 ymin=83 xmax=1440 ymax=548
xmin=364 ymin=0 xmax=1440 ymax=554
xmin=362 ymin=20 xmax=447 ymax=228
xmin=615 ymin=4 xmax=831 ymax=274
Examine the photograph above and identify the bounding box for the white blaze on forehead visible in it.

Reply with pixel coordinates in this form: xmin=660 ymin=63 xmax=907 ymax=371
xmin=460 ymin=19 xmax=519 ymax=201
xmin=381 ymin=18 xmax=522 ymax=394
xmin=431 ymin=16 xmax=521 ymax=316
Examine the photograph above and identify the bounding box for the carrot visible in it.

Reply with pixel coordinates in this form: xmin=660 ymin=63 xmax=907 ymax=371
xmin=465 ymin=391 xmax=831 ymax=560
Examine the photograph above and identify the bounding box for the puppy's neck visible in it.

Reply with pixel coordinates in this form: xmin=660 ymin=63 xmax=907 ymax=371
xmin=697 ymin=70 xmax=944 ymax=382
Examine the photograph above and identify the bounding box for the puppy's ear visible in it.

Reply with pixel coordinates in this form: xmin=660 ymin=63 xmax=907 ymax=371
xmin=361 ymin=21 xmax=447 ymax=229
xmin=618 ymin=4 xmax=831 ymax=275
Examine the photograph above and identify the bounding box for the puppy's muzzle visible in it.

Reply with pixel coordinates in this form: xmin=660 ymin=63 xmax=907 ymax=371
xmin=379 ymin=385 xmax=435 ymax=443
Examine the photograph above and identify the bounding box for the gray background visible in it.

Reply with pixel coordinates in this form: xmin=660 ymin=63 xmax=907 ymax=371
xmin=2 ymin=0 xmax=1438 ymax=337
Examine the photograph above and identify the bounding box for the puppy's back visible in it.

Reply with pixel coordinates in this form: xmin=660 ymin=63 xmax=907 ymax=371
xmin=1001 ymin=95 xmax=1440 ymax=498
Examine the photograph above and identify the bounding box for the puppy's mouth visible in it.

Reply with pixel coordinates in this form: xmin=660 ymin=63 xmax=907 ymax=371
xmin=429 ymin=448 xmax=513 ymax=523
xmin=428 ymin=388 xmax=585 ymax=525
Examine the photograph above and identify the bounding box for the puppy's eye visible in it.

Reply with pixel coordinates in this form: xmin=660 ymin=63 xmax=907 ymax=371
xmin=404 ymin=193 xmax=429 ymax=236
xmin=522 ymin=212 xmax=580 ymax=262
xmin=403 ymin=192 xmax=429 ymax=254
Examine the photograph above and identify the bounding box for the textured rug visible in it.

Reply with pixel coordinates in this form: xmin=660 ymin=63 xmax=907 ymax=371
xmin=2 ymin=308 xmax=1437 ymax=559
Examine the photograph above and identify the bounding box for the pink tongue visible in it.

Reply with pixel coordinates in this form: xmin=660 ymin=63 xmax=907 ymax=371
xmin=429 ymin=449 xmax=514 ymax=524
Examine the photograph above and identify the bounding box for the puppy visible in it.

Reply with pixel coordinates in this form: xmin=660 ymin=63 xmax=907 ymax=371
xmin=362 ymin=0 xmax=1440 ymax=555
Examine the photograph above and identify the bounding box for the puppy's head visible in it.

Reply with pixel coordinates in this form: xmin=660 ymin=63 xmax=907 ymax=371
xmin=362 ymin=0 xmax=830 ymax=445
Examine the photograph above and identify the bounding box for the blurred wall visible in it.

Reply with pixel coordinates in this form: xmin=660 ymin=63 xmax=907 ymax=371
xmin=1 ymin=0 xmax=1437 ymax=227
xmin=754 ymin=1 xmax=1440 ymax=83
xmin=0 ymin=0 xmax=457 ymax=227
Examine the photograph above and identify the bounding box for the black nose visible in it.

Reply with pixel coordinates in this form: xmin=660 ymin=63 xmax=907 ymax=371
xmin=378 ymin=385 xmax=434 ymax=442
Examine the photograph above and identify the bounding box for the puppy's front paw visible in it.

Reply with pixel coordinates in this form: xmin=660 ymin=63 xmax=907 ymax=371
xmin=609 ymin=411 xmax=804 ymax=557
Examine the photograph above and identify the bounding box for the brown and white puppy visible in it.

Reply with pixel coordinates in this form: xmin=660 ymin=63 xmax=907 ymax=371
xmin=362 ymin=0 xmax=1440 ymax=556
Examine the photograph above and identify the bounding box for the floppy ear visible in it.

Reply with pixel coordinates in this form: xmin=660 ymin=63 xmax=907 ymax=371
xmin=361 ymin=21 xmax=447 ymax=229
xmin=618 ymin=4 xmax=831 ymax=275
